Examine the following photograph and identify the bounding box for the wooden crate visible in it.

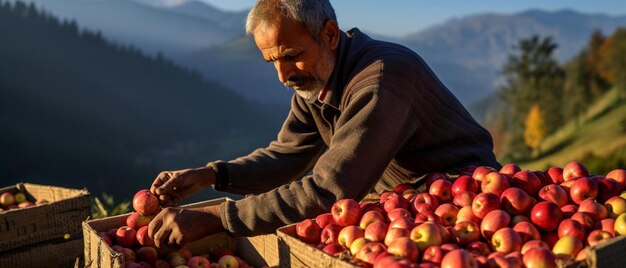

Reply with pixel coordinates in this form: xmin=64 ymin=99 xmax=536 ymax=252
xmin=83 ymin=197 xmax=280 ymax=267
xmin=0 ymin=237 xmax=83 ymax=268
xmin=0 ymin=182 xmax=91 ymax=252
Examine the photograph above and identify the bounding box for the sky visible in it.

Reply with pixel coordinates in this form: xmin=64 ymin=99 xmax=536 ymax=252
xmin=199 ymin=0 xmax=626 ymax=37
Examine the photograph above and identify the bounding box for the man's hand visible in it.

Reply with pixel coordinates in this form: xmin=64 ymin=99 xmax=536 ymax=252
xmin=150 ymin=167 xmax=216 ymax=207
xmin=147 ymin=205 xmax=224 ymax=248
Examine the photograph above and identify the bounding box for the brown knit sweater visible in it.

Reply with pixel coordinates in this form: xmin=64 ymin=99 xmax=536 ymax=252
xmin=212 ymin=28 xmax=500 ymax=236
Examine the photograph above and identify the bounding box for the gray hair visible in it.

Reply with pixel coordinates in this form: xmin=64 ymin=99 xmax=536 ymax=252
xmin=245 ymin=0 xmax=337 ymax=40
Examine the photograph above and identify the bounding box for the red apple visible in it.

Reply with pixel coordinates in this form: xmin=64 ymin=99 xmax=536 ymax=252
xmin=578 ymin=199 xmax=608 ymax=222
xmin=561 ymin=204 xmax=578 ymax=218
xmin=605 ymin=196 xmax=626 ymax=218
xmin=133 ymin=189 xmax=160 ymax=216
xmin=511 ymin=170 xmax=542 ymax=197
xmin=322 ymin=243 xmax=346 ymax=256
xmin=126 ymin=212 xmax=154 ymax=229
xmin=471 ymin=192 xmax=500 ymax=219
xmin=512 ymin=222 xmax=541 ymax=242
xmin=387 ymin=237 xmax=419 ymax=262
xmin=500 ymin=187 xmax=532 ymax=215
xmin=115 ymin=226 xmax=136 ymax=248
xmin=557 ymin=219 xmax=586 ymax=242
xmin=387 ymin=208 xmax=412 ymax=223
xmin=434 ymin=203 xmax=459 ymax=227
xmin=563 ymin=162 xmax=590 ymax=181
xmin=425 ymin=172 xmax=449 ymax=188
xmin=373 ymin=254 xmax=414 ymax=268
xmin=338 ymin=225 xmax=365 ymax=248
xmin=491 ymin=228 xmax=521 ymax=254
xmin=393 ymin=184 xmax=414 ymax=195
xmin=136 ymin=246 xmax=158 ymax=264
xmin=467 ymin=241 xmax=491 ymax=256
xmin=480 ymin=210 xmax=510 ymax=240
xmin=538 ymin=184 xmax=569 ymax=208
xmin=521 ymin=240 xmax=550 ymax=255
xmin=596 ymin=218 xmax=616 ymax=236
xmin=606 ymin=169 xmax=626 ymax=189
xmin=523 ymin=247 xmax=556 ymax=268
xmin=499 ymin=163 xmax=521 ymax=178
xmin=0 ymin=192 xmax=15 ymax=206
xmin=410 ymin=222 xmax=443 ymax=251
xmin=136 ymin=226 xmax=155 ymax=247
xmin=456 ymin=206 xmax=480 ymax=225
xmin=364 ymin=221 xmax=388 ymax=242
xmin=169 ymin=255 xmax=186 ymax=267
xmin=481 ymin=172 xmax=510 ymax=197
xmin=530 ymin=202 xmax=562 ymax=232
xmin=597 ymin=178 xmax=622 ymax=203
xmin=452 ymin=221 xmax=480 ymax=246
xmin=383 ymin=193 xmax=410 ymax=213
xmin=154 ymin=259 xmax=170 ymax=268
xmin=533 ymin=171 xmax=553 ymax=187
xmin=331 ymin=199 xmax=362 ymax=227
xmin=422 ymin=245 xmax=447 ymax=264
xmin=355 ymin=242 xmax=386 ymax=264
xmin=510 ymin=215 xmax=530 ymax=225
xmin=296 ymin=219 xmax=322 ymax=244
xmin=570 ymin=212 xmax=595 ymax=232
xmin=411 ymin=193 xmax=439 ymax=215
xmin=452 ymin=175 xmax=479 ymax=196
xmin=320 ymin=224 xmax=343 ymax=244
xmin=546 ymin=167 xmax=564 ymax=184
xmin=430 ymin=179 xmax=453 ymax=203
xmin=361 ymin=202 xmax=385 ymax=215
xmin=359 ymin=210 xmax=386 ymax=229
xmin=316 ymin=213 xmax=336 ymax=229
xmin=389 ymin=217 xmax=415 ymax=230
xmin=441 ymin=249 xmax=477 ymax=268
xmin=384 ymin=227 xmax=410 ymax=246
xmin=587 ymin=229 xmax=613 ymax=246
xmin=472 ymin=166 xmax=497 ymax=181
xmin=453 ymin=192 xmax=476 ymax=208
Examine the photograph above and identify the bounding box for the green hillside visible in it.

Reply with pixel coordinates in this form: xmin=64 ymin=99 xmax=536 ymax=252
xmin=519 ymin=87 xmax=626 ymax=172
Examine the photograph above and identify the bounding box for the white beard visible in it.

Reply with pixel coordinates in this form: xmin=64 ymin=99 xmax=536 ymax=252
xmin=295 ymin=88 xmax=322 ymax=103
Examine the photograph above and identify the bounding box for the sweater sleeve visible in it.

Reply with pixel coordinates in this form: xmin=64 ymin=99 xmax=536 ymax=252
xmin=208 ymin=94 xmax=327 ymax=195
xmin=219 ymin=87 xmax=418 ymax=236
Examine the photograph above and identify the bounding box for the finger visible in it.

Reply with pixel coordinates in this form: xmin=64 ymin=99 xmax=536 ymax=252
xmin=147 ymin=216 xmax=163 ymax=240
xmin=156 ymin=174 xmax=183 ymax=195
xmin=150 ymin=172 xmax=170 ymax=194
xmin=161 ymin=199 xmax=179 ymax=208
xmin=169 ymin=229 xmax=184 ymax=249
xmin=153 ymin=227 xmax=172 ymax=249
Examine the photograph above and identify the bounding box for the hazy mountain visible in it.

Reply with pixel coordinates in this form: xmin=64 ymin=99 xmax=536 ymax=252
xmin=14 ymin=0 xmax=246 ymax=57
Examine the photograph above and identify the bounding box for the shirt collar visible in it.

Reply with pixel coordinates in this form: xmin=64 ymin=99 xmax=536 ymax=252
xmin=313 ymin=30 xmax=350 ymax=110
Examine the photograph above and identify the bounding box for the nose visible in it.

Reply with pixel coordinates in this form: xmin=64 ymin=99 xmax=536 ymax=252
xmin=275 ymin=60 xmax=295 ymax=84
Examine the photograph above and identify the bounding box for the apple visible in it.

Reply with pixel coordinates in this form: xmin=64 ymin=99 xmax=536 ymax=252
xmin=561 ymin=204 xmax=579 ymax=218
xmin=384 ymin=227 xmax=410 ymax=246
xmin=393 ymin=184 xmax=413 ymax=195
xmin=372 ymin=254 xmax=414 ymax=268
xmin=0 ymin=192 xmax=15 ymax=206
xmin=331 ymin=199 xmax=362 ymax=227
xmin=441 ymin=249 xmax=477 ymax=268
xmin=563 ymin=161 xmax=590 ymax=181
xmin=587 ymin=229 xmax=613 ymax=246
xmin=434 ymin=203 xmax=459 ymax=227
xmin=315 ymin=213 xmax=336 ymax=228
xmin=383 ymin=193 xmax=410 ymax=213
xmin=534 ymin=171 xmax=553 ymax=187
xmin=614 ymin=213 xmax=626 ymax=236
xmin=570 ymin=212 xmax=595 ymax=232
xmin=452 ymin=221 xmax=480 ymax=246
xmin=521 ymin=240 xmax=550 ymax=255
xmin=296 ymin=219 xmax=322 ymax=244
xmin=605 ymin=196 xmax=626 ymax=218
xmin=320 ymin=223 xmax=343 ymax=244
xmin=512 ymin=222 xmax=541 ymax=242
xmin=481 ymin=172 xmax=510 ymax=197
xmin=596 ymin=178 xmax=621 ymax=203
xmin=456 ymin=206 xmax=480 ymax=224
xmin=364 ymin=221 xmax=388 ymax=242
xmin=511 ymin=170 xmax=542 ymax=197
xmin=355 ymin=242 xmax=386 ymax=264
xmin=360 ymin=210 xmax=386 ymax=229
xmin=480 ymin=210 xmax=510 ymax=239
xmin=606 ymin=169 xmax=626 ymax=189
xmin=387 ymin=208 xmax=413 ymax=223
xmin=422 ymin=245 xmax=447 ymax=264
xmin=322 ymin=243 xmax=346 ymax=256
xmin=419 ymin=210 xmax=442 ymax=225
xmin=467 ymin=241 xmax=491 ymax=256
xmin=411 ymin=193 xmax=439 ymax=215
xmin=133 ymin=189 xmax=160 ymax=216
xmin=511 ymin=215 xmax=530 ymax=225
xmin=557 ymin=219 xmax=586 ymax=242
xmin=530 ymin=201 xmax=562 ymax=232
xmin=576 ymin=247 xmax=591 ymax=262
xmin=538 ymin=184 xmax=568 ymax=208
xmin=217 ymin=255 xmax=238 ymax=268
xmin=596 ymin=218 xmax=616 ymax=236
xmin=490 ymin=228 xmax=521 ymax=254
xmin=500 ymin=187 xmax=532 ymax=215
xmin=136 ymin=246 xmax=158 ymax=264
xmin=127 ymin=212 xmax=154 ymax=230
xmin=452 ymin=175 xmax=479 ymax=196
xmin=350 ymin=237 xmax=368 ymax=255
xmin=552 ymin=235 xmax=583 ymax=258
xmin=523 ymin=247 xmax=556 ymax=268
xmin=115 ymin=226 xmax=136 ymax=248
xmin=154 ymin=259 xmax=170 ymax=268
xmin=425 ymin=172 xmax=449 ymax=188
xmin=14 ymin=192 xmax=26 ymax=203
xmin=471 ymin=192 xmax=500 ymax=219
xmin=578 ymin=199 xmax=608 ymax=222
xmin=429 ymin=179 xmax=453 ymax=203
xmin=499 ymin=163 xmax=521 ymax=178
xmin=410 ymin=222 xmax=443 ymax=251
xmin=389 ymin=217 xmax=415 ymax=230
xmin=17 ymin=202 xmax=34 ymax=208
xmin=169 ymin=255 xmax=187 ymax=267
xmin=545 ymin=167 xmax=564 ymax=185
xmin=361 ymin=202 xmax=385 ymax=215
xmin=136 ymin=226 xmax=155 ymax=247
xmin=472 ymin=166 xmax=497 ymax=181
xmin=453 ymin=192 xmax=476 ymax=208
xmin=387 ymin=237 xmax=419 ymax=262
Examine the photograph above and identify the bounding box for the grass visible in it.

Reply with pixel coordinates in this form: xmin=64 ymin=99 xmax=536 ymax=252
xmin=519 ymin=87 xmax=626 ymax=170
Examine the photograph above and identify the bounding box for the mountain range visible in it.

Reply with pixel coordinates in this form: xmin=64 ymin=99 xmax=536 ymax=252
xmin=16 ymin=0 xmax=626 ymax=107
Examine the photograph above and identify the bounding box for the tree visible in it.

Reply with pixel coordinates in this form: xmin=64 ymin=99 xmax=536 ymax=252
xmin=599 ymin=28 xmax=626 ymax=97
xmin=524 ymin=104 xmax=545 ymax=154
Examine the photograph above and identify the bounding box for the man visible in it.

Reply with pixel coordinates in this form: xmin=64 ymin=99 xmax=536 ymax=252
xmin=148 ymin=0 xmax=499 ymax=248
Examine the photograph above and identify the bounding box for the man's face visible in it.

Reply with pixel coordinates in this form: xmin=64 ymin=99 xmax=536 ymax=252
xmin=254 ymin=18 xmax=336 ymax=102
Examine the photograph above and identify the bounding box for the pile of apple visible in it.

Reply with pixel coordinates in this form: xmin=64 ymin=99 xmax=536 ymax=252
xmin=98 ymin=189 xmax=252 ymax=268
xmin=293 ymin=162 xmax=626 ymax=268
xmin=0 ymin=191 xmax=48 ymax=212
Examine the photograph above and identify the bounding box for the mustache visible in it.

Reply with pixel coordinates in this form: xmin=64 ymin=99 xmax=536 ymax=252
xmin=283 ymin=75 xmax=310 ymax=88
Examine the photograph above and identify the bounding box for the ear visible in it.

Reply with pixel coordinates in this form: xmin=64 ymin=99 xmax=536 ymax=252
xmin=321 ymin=20 xmax=340 ymax=50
